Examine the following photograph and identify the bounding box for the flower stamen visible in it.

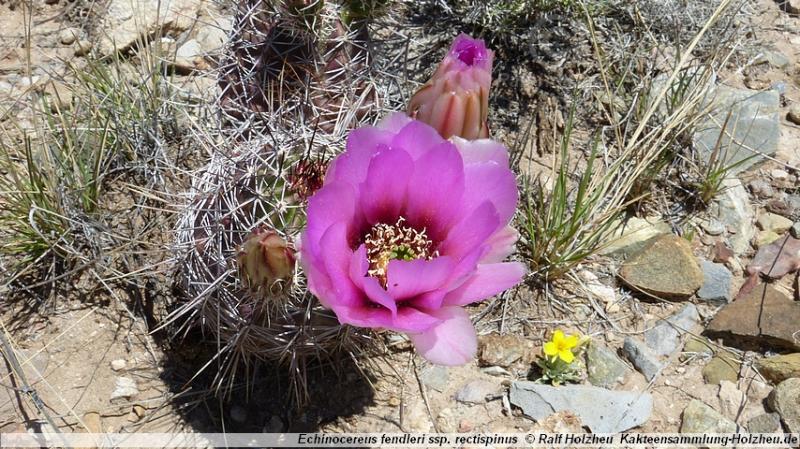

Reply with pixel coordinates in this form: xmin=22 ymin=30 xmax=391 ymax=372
xmin=364 ymin=217 xmax=438 ymax=288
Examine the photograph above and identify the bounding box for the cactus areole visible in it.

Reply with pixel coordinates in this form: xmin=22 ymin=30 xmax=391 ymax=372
xmin=299 ymin=113 xmax=525 ymax=365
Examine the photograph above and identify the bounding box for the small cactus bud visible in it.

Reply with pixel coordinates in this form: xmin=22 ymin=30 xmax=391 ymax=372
xmin=408 ymin=34 xmax=494 ymax=140
xmin=237 ymin=227 xmax=295 ymax=295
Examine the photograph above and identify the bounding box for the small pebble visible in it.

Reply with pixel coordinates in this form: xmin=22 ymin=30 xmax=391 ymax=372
xmin=458 ymin=419 xmax=473 ymax=433
xmin=110 ymin=359 xmax=126 ymax=371
xmin=788 ymin=105 xmax=800 ymax=126
xmin=58 ymin=28 xmax=79 ymax=45
xmin=387 ymin=396 xmax=401 ymax=407
xmin=771 ymin=169 xmax=790 ymax=180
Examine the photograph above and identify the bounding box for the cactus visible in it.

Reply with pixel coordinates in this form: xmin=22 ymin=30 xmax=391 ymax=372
xmin=168 ymin=0 xmax=396 ymax=401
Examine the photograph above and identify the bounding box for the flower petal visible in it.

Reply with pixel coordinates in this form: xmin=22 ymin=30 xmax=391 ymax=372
xmin=553 ymin=330 xmax=565 ymax=346
xmin=377 ymin=112 xmax=413 ymax=133
xmin=461 ymin=162 xmax=518 ymax=225
xmin=404 ymin=141 xmax=465 ymax=240
xmin=318 ymin=222 xmax=363 ymax=308
xmin=543 ymin=341 xmax=558 ymax=356
xmin=386 ymin=256 xmax=455 ymax=301
xmin=391 ymin=119 xmax=447 ymax=161
xmin=481 ymin=226 xmax=519 ymax=263
xmin=451 ymin=137 xmax=509 ymax=166
xmin=563 ymin=334 xmax=579 ymax=349
xmin=359 ymin=146 xmax=413 ymax=224
xmin=559 ymin=349 xmax=575 ymax=364
xmin=438 ymin=201 xmax=499 ymax=260
xmin=304 ymin=183 xmax=358 ymax=254
xmin=327 ymin=127 xmax=394 ymax=186
xmin=443 ymin=261 xmax=526 ymax=306
xmin=408 ymin=306 xmax=477 ymax=365
xmin=388 ymin=306 xmax=442 ymax=333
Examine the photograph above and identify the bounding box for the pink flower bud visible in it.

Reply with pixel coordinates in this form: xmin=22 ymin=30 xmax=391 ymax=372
xmin=237 ymin=227 xmax=295 ymax=295
xmin=408 ymin=34 xmax=494 ymax=140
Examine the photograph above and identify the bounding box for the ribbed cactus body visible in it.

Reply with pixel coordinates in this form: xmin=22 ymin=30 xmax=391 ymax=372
xmin=169 ymin=0 xmax=393 ymax=398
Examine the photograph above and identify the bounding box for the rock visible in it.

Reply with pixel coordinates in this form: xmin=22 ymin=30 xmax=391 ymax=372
xmin=578 ymin=270 xmax=618 ymax=311
xmin=419 ymin=365 xmax=449 ymax=392
xmin=110 ymin=359 xmax=127 ymax=371
xmin=783 ymin=0 xmax=800 ymax=14
xmin=756 ymin=230 xmax=781 ymax=248
xmin=82 ymin=411 xmax=103 ymax=433
xmin=682 ymin=337 xmax=714 ymax=359
xmin=586 ymin=343 xmax=630 ymax=388
xmin=792 ymin=222 xmax=800 ymax=239
xmin=478 ymin=333 xmax=534 ymax=368
xmin=747 ymin=412 xmax=783 ymax=433
xmin=768 ymin=378 xmax=800 ymax=433
xmin=97 ymin=0 xmax=201 ymax=56
xmin=480 ymin=366 xmax=510 ymax=377
xmin=230 ymin=405 xmax=247 ymax=423
xmin=758 ymin=212 xmax=793 ymax=234
xmin=755 ymin=50 xmax=791 ymax=69
xmin=509 ymin=381 xmax=652 ymax=434
xmin=622 ymin=337 xmax=664 ymax=381
xmin=110 ymin=377 xmax=139 ymax=402
xmin=702 ymin=219 xmax=725 ymax=236
xmin=702 ymin=354 xmax=740 ymax=385
xmin=718 ymin=380 xmax=746 ymax=420
xmin=749 ymin=179 xmax=774 ymax=198
xmin=697 ymin=260 xmax=732 ymax=304
xmin=705 ymin=283 xmax=800 ymax=351
xmin=771 ymin=168 xmax=790 ymax=181
xmin=693 ymin=86 xmax=780 ymax=175
xmin=747 ymin=235 xmax=800 ymax=279
xmin=530 ymin=411 xmax=585 ymax=433
xmin=195 ymin=18 xmax=231 ymax=54
xmin=174 ymin=39 xmax=205 ymax=71
xmin=74 ymin=40 xmax=92 ymax=57
xmin=600 ymin=217 xmax=670 ymax=257
xmin=713 ymin=241 xmax=735 ymax=264
xmin=713 ymin=178 xmax=755 ymax=254
xmin=58 ymin=27 xmax=80 ymax=45
xmin=644 ymin=304 xmax=702 ymax=356
xmin=454 ymin=380 xmax=497 ymax=404
xmin=680 ymin=399 xmax=738 ymax=433
xmin=756 ymin=353 xmax=800 ymax=384
xmin=789 ymin=105 xmax=800 ymax=126
xmin=618 ymin=234 xmax=703 ymax=300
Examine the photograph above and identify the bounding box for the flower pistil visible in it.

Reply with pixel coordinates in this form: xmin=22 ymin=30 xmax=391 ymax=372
xmin=364 ymin=217 xmax=438 ymax=288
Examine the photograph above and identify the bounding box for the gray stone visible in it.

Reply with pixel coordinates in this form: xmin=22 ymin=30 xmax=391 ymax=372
xmin=697 ymin=260 xmax=732 ymax=304
xmin=174 ymin=39 xmax=204 ymax=70
xmin=680 ymin=399 xmax=738 ymax=433
xmin=755 ymin=50 xmax=791 ymax=69
xmin=454 ymin=379 xmax=497 ymax=404
xmin=623 ymin=337 xmax=664 ymax=381
xmin=713 ymin=178 xmax=755 ymax=254
xmin=619 ymin=234 xmax=704 ymax=300
xmin=768 ymin=377 xmax=800 ymax=433
xmin=586 ymin=343 xmax=630 ymax=388
xmin=110 ymin=376 xmax=139 ymax=402
xmin=419 ymin=365 xmax=449 ymax=393
xmin=693 ymin=86 xmax=780 ymax=176
xmin=702 ymin=219 xmax=725 ymax=236
xmin=645 ymin=304 xmax=702 ymax=356
xmin=509 ymin=381 xmax=652 ymax=434
xmin=747 ymin=412 xmax=783 ymax=433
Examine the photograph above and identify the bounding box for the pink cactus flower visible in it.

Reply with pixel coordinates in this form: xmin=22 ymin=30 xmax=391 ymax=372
xmin=299 ymin=113 xmax=525 ymax=365
xmin=408 ymin=34 xmax=494 ymax=140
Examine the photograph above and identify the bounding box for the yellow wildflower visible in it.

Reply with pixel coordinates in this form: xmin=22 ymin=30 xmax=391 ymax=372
xmin=543 ymin=330 xmax=580 ymax=363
